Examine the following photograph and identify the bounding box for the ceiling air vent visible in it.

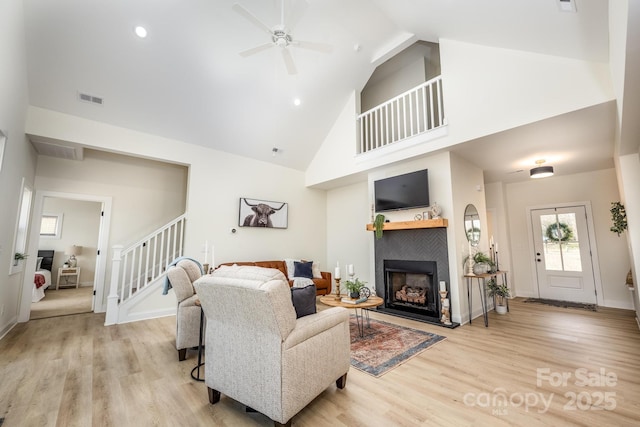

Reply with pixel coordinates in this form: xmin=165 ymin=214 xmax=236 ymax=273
xmin=78 ymin=92 xmax=104 ymax=105
xmin=557 ymin=0 xmax=577 ymax=13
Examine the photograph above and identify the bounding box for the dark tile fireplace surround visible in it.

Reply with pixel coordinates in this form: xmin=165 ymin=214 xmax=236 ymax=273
xmin=374 ymin=227 xmax=458 ymax=328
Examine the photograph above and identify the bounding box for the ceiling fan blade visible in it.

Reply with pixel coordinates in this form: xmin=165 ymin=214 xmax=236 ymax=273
xmin=284 ymin=0 xmax=308 ymax=32
xmin=232 ymin=3 xmax=273 ymax=35
xmin=281 ymin=48 xmax=297 ymax=75
xmin=294 ymin=40 xmax=333 ymax=54
xmin=239 ymin=42 xmax=274 ymax=57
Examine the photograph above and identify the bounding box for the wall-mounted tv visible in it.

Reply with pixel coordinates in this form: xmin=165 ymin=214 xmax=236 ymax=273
xmin=374 ymin=169 xmax=430 ymax=212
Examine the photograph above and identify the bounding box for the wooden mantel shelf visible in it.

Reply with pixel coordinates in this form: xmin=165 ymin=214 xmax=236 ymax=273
xmin=366 ymin=218 xmax=448 ymax=231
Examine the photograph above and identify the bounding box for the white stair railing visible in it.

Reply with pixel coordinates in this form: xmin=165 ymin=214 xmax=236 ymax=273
xmin=357 ymin=75 xmax=446 ymax=154
xmin=105 ymin=214 xmax=186 ymax=325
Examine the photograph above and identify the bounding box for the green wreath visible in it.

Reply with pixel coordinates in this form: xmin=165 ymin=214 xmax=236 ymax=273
xmin=545 ymin=222 xmax=573 ymax=242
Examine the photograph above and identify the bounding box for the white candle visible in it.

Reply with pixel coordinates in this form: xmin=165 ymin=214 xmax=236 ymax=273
xmin=490 ymin=235 xmax=494 ymax=247
xmin=334 ymin=266 xmax=341 ymax=279
xmin=495 ymin=242 xmax=499 ymax=252
xmin=211 ymin=244 xmax=215 ymax=268
xmin=439 ymin=281 xmax=446 ymax=292
xmin=347 ymin=264 xmax=354 ymax=275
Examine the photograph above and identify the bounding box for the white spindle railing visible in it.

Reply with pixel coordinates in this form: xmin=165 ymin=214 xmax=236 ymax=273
xmin=105 ymin=215 xmax=186 ymax=324
xmin=357 ymin=75 xmax=445 ymax=154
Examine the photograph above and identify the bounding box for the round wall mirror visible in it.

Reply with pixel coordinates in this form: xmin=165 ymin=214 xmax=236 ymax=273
xmin=464 ymin=204 xmax=481 ymax=247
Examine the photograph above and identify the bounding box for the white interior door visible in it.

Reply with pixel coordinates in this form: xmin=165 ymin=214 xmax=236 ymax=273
xmin=530 ymin=205 xmax=596 ymax=304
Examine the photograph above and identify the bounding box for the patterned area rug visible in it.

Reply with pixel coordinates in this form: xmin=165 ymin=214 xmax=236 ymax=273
xmin=524 ymin=298 xmax=597 ymax=312
xmin=349 ymin=316 xmax=446 ymax=377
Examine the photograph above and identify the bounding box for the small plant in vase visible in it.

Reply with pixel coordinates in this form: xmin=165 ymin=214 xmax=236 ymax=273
xmin=344 ymin=278 xmax=366 ymax=298
xmin=464 ymin=251 xmax=495 ymax=275
xmin=487 ymin=279 xmax=510 ymax=314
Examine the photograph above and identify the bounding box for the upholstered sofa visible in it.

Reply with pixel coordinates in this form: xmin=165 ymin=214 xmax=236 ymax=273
xmin=218 ymin=259 xmax=332 ymax=295
xmin=193 ymin=265 xmax=350 ymax=427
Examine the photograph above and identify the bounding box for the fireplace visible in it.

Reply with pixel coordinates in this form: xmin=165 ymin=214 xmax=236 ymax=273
xmin=384 ymin=260 xmax=439 ymax=321
xmin=374 ymin=227 xmax=454 ymax=326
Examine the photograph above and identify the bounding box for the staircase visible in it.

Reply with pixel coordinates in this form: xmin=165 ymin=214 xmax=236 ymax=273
xmin=105 ymin=214 xmax=186 ymax=325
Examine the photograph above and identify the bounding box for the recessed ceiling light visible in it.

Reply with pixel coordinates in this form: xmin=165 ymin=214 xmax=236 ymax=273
xmin=134 ymin=26 xmax=148 ymax=38
xmin=293 ymin=98 xmax=301 ymax=106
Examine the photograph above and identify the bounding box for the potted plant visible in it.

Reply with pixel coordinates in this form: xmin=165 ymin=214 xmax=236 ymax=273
xmin=487 ymin=279 xmax=510 ymax=314
xmin=465 ymin=251 xmax=494 ymax=275
xmin=344 ymin=278 xmax=366 ymax=298
xmin=373 ymin=214 xmax=386 ymax=240
xmin=14 ymin=252 xmax=28 ymax=266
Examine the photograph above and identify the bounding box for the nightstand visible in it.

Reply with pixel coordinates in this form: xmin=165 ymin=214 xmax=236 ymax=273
xmin=57 ymin=267 xmax=81 ymax=289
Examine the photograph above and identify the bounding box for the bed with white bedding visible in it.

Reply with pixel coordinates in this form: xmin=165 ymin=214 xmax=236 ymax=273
xmin=32 ymin=250 xmax=54 ymax=303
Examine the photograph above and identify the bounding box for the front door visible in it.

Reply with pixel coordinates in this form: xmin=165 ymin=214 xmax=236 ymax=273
xmin=530 ymin=205 xmax=596 ymax=304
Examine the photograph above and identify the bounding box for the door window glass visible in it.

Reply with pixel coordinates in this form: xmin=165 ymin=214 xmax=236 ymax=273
xmin=540 ymin=213 xmax=581 ymax=272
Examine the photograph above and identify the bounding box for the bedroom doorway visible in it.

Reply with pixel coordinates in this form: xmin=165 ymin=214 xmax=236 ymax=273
xmin=18 ymin=191 xmax=112 ymax=323
xmin=30 ymin=197 xmax=102 ymax=319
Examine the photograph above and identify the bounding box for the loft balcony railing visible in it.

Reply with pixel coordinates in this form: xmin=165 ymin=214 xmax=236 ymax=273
xmin=357 ymin=76 xmax=446 ymax=154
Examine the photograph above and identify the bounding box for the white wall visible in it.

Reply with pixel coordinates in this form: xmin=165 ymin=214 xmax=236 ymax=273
xmin=449 ymin=153 xmax=489 ymax=323
xmin=25 ymin=107 xmax=329 ymax=314
xmin=39 ymin=197 xmax=101 ymax=286
xmin=502 ymin=168 xmax=631 ymax=309
xmin=307 ymin=39 xmax=615 ymax=187
xmin=0 ymin=0 xmax=38 ymax=338
xmin=617 ymin=153 xmax=640 ymax=317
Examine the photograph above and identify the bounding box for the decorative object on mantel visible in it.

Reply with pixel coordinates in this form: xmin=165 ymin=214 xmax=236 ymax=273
xmin=373 ymin=214 xmax=386 ymax=239
xmin=429 ymin=202 xmax=442 ymax=219
xmin=414 ymin=213 xmax=423 ymax=221
xmin=610 ymin=201 xmax=627 ymax=236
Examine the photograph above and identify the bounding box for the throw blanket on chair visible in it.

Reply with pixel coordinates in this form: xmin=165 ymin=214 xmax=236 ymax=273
xmin=34 ymin=273 xmax=46 ymax=289
xmin=162 ymin=257 xmax=204 ymax=295
xmin=292 ymin=277 xmax=315 ymax=288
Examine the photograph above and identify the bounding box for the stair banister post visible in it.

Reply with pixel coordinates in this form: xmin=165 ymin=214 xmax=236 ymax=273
xmin=105 ymin=244 xmax=124 ymax=325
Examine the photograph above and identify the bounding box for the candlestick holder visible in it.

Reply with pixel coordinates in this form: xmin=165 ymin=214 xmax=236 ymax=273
xmin=334 ymin=278 xmax=342 ymax=300
xmin=202 ymin=263 xmax=209 ymax=275
xmin=439 ymin=290 xmax=452 ymax=325
xmin=466 ymin=259 xmax=475 ymax=276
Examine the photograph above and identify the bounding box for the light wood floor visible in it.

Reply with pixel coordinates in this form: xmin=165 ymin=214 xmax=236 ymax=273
xmin=2 ymin=299 xmax=640 ymax=426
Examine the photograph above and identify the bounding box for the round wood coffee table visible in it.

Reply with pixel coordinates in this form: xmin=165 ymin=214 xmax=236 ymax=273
xmin=319 ymin=295 xmax=383 ymax=337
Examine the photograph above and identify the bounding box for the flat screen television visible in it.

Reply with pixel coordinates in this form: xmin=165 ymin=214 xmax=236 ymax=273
xmin=374 ymin=169 xmax=429 ymax=212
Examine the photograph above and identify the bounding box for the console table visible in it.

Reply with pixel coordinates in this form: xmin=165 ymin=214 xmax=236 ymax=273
xmin=464 ymin=271 xmax=509 ymax=327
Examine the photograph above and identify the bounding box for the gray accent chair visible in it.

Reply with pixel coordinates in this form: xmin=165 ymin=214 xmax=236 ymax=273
xmin=193 ymin=265 xmax=350 ymax=427
xmin=166 ymin=259 xmax=202 ymax=361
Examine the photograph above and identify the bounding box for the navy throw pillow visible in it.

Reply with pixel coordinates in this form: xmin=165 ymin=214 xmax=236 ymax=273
xmin=293 ymin=261 xmax=314 ymax=279
xmin=291 ymin=284 xmax=317 ymax=318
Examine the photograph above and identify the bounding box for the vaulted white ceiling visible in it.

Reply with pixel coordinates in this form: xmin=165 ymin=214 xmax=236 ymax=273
xmin=24 ymin=0 xmax=635 ymax=183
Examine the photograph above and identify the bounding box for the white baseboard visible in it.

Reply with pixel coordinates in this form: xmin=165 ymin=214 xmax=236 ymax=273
xmin=0 ymin=318 xmax=17 ymax=341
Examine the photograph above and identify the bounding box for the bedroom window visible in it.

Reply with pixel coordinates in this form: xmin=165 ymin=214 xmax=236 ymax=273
xmin=40 ymin=213 xmax=63 ymax=238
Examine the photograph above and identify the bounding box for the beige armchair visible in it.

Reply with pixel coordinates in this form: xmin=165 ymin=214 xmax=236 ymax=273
xmin=166 ymin=259 xmax=202 ymax=361
xmin=193 ymin=265 xmax=350 ymax=427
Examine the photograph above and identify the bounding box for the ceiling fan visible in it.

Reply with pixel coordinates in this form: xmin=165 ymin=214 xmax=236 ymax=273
xmin=232 ymin=0 xmax=332 ymax=75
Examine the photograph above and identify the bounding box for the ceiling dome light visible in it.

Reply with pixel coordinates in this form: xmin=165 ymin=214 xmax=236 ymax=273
xmin=134 ymin=26 xmax=148 ymax=38
xmin=530 ymin=159 xmax=554 ymax=179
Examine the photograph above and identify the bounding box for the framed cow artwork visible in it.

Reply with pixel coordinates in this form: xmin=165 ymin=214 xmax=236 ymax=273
xmin=239 ymin=198 xmax=288 ymax=229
